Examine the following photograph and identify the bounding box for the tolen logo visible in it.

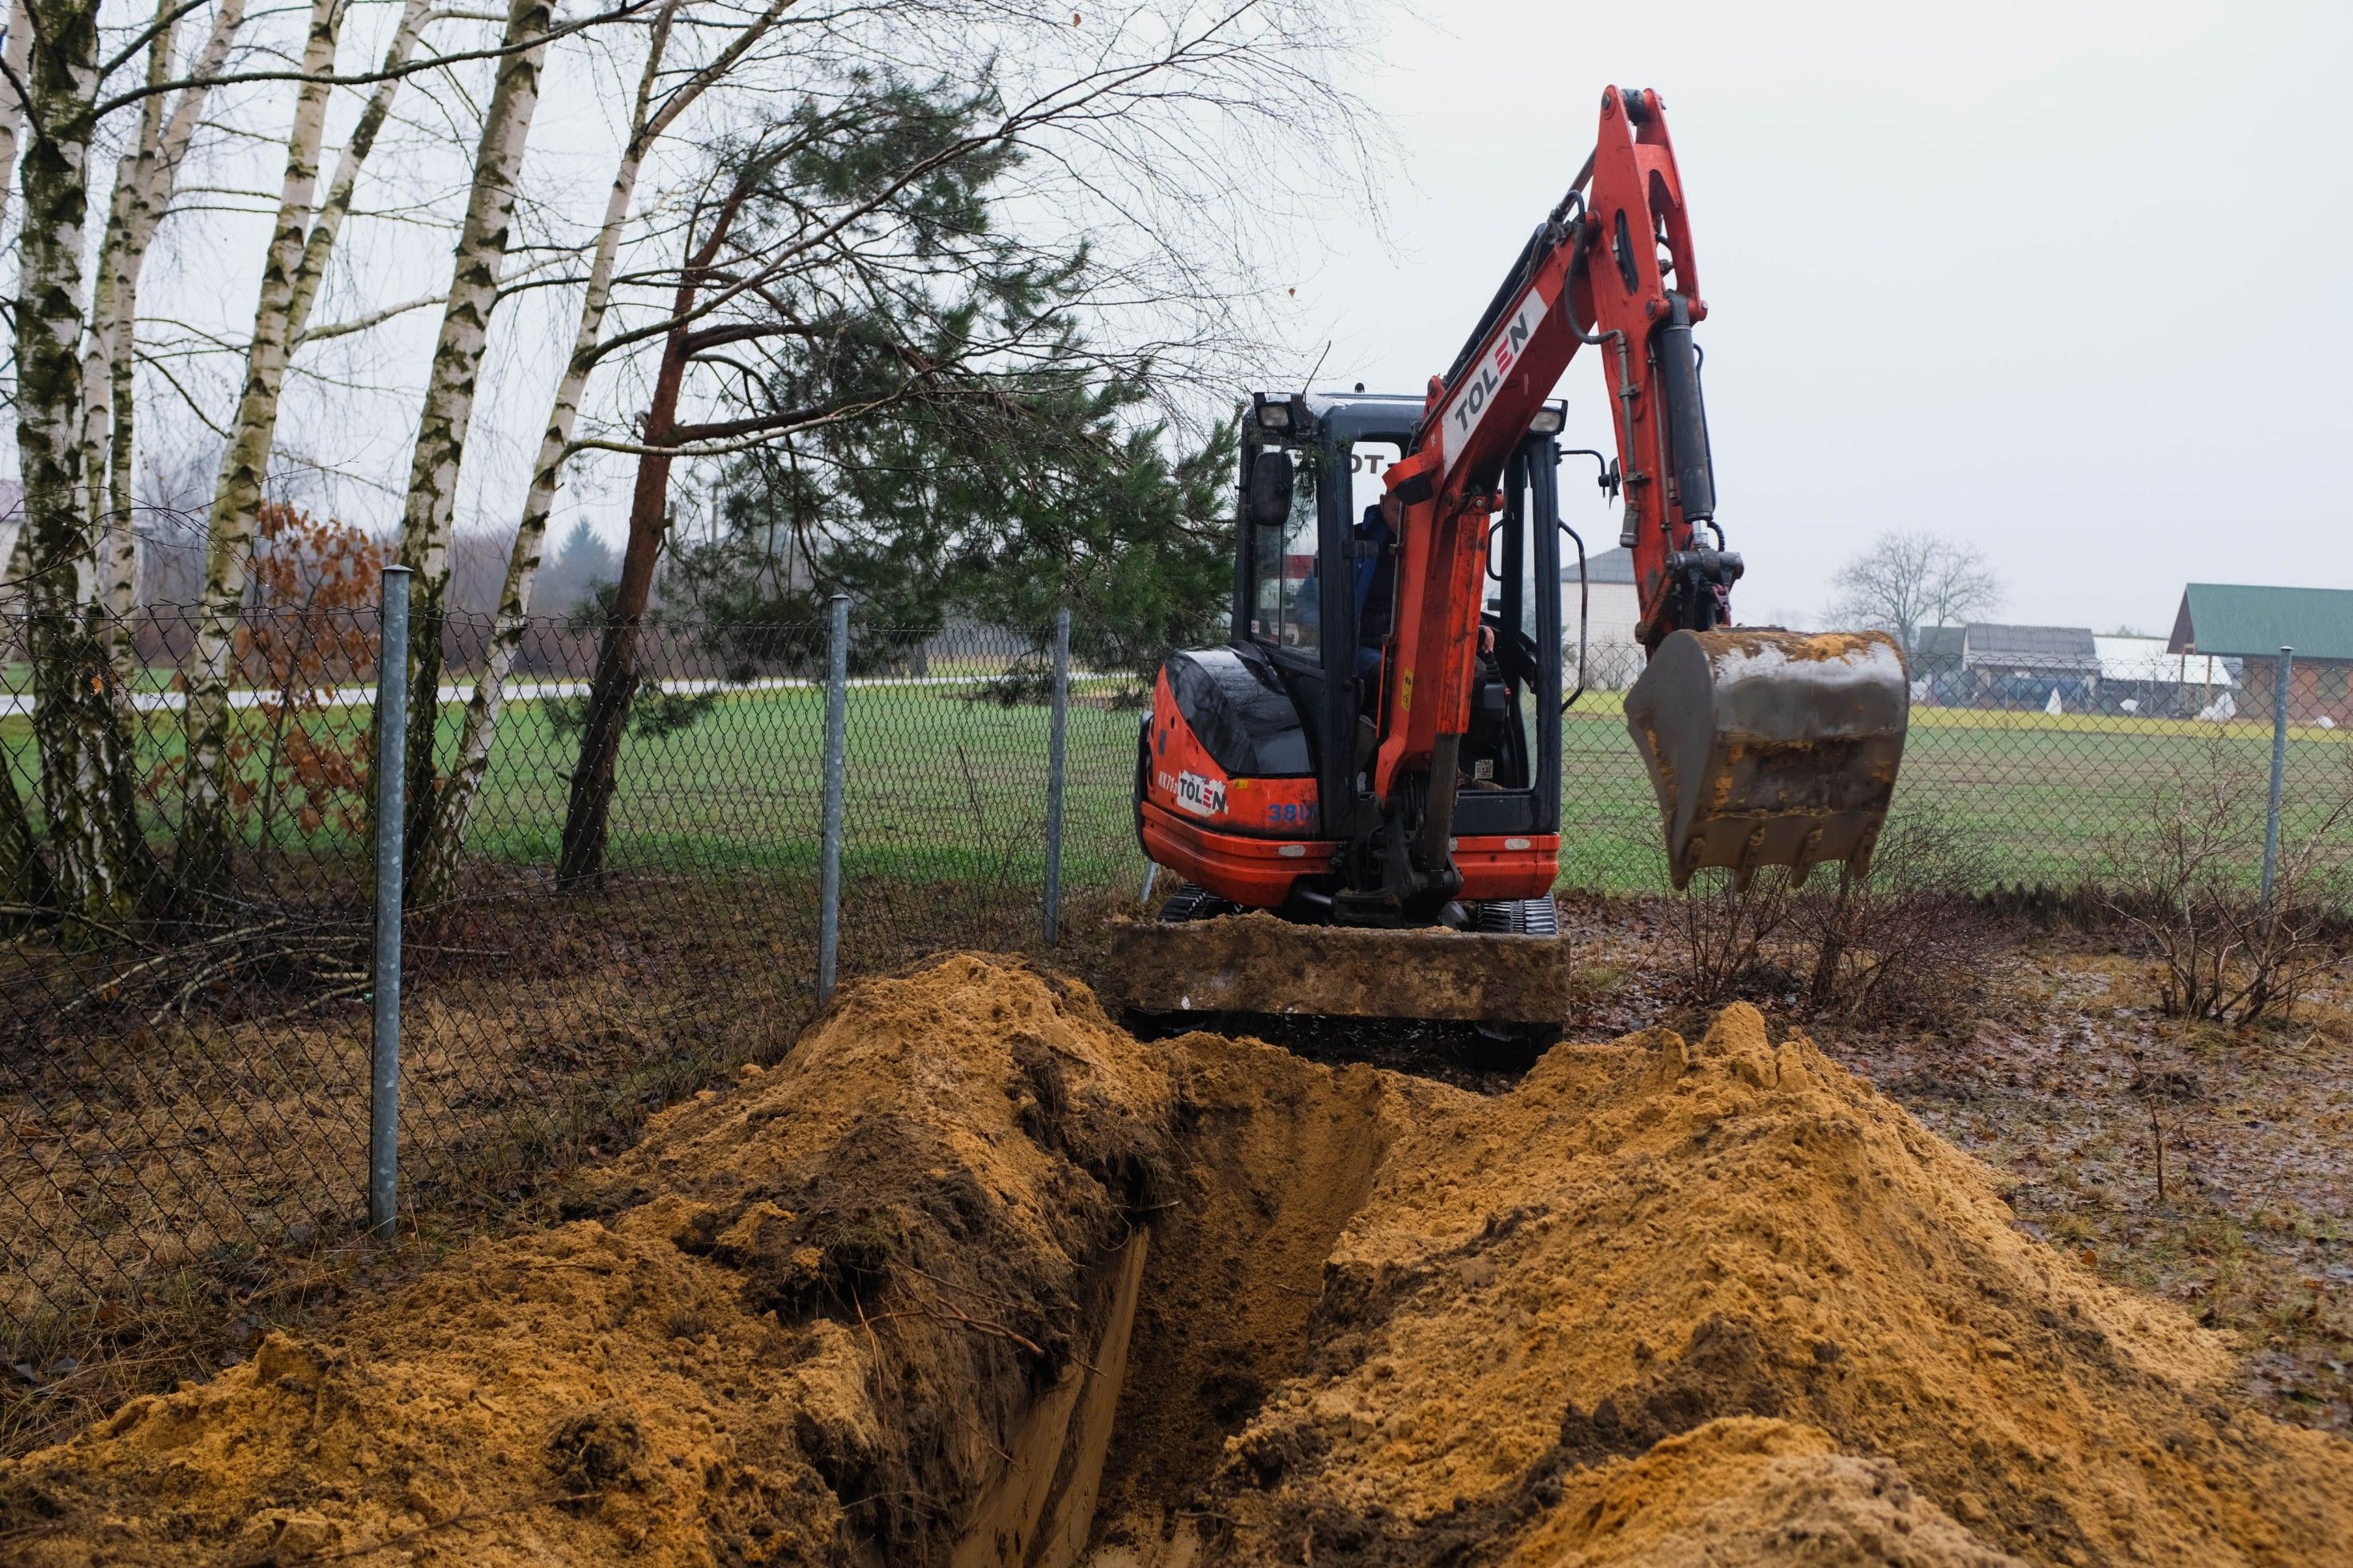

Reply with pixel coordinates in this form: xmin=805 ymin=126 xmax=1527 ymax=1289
xmin=1441 ymin=283 xmax=1549 ymax=474
xmin=1164 ymin=769 xmax=1226 ymax=819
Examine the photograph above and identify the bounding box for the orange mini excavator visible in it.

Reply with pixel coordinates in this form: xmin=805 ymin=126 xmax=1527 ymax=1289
xmin=1111 ymin=87 xmax=1909 ymax=1026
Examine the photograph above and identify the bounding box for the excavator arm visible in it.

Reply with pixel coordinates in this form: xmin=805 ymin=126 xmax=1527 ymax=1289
xmin=1376 ymin=86 xmax=1906 ymax=900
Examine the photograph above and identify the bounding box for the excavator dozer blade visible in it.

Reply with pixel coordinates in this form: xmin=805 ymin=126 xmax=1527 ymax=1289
xmin=1096 ymin=912 xmax=1572 ymax=1025
xmin=1624 ymin=628 xmax=1910 ymax=890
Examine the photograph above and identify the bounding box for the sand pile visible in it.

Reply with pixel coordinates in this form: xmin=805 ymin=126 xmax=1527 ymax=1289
xmin=0 ymin=956 xmax=1177 ymax=1566
xmin=5 ymin=958 xmax=2351 ymax=1566
xmin=1136 ymin=1005 xmax=2353 ymax=1566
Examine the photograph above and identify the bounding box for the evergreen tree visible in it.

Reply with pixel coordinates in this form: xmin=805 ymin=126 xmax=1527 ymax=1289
xmin=535 ymin=519 xmax=618 ymax=616
xmin=651 ymin=73 xmax=1235 ymax=685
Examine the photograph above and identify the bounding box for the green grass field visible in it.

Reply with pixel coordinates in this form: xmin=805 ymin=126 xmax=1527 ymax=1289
xmin=4 ymin=679 xmax=2346 ymax=900
xmin=1560 ymin=704 xmax=2351 ymax=892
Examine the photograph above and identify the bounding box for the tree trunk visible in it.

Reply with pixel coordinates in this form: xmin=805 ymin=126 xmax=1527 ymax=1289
xmin=0 ymin=0 xmax=32 ymax=223
xmin=79 ymin=0 xmax=179 ymax=684
xmin=417 ymin=2 xmax=679 ymax=900
xmin=283 ymin=0 xmax=430 ymax=343
xmin=15 ymin=0 xmax=157 ymax=927
xmin=424 ymin=0 xmax=794 ymax=894
xmin=180 ymin=0 xmax=422 ymax=882
xmin=98 ymin=0 xmax=252 ymax=587
xmin=89 ymin=0 xmax=247 ymax=671
xmin=0 ymin=0 xmax=34 ymax=708
xmin=394 ymin=0 xmax=555 ymax=878
xmin=556 ymin=328 xmax=691 ymax=887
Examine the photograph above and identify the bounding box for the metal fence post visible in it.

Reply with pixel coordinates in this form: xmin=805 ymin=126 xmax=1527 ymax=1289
xmin=2261 ymin=645 xmax=2291 ymax=904
xmin=369 ymin=565 xmax=411 ymax=1241
xmin=1044 ymin=607 xmax=1071 ymax=944
xmin=817 ymin=592 xmax=849 ymax=1002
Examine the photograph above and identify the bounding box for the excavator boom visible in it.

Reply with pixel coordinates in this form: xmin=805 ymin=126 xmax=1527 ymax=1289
xmin=1376 ymin=84 xmax=1907 ymax=904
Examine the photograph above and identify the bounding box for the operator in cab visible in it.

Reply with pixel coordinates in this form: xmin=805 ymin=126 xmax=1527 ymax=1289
xmin=1351 ymin=491 xmax=1400 ymax=676
xmin=1300 ymin=489 xmax=1401 ymax=676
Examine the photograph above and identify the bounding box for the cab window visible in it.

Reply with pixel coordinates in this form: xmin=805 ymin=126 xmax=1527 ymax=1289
xmin=1249 ymin=451 xmax=1320 ymax=652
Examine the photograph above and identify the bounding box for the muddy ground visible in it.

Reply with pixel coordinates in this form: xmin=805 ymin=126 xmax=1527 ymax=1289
xmin=4 ymin=952 xmax=2348 ymax=1566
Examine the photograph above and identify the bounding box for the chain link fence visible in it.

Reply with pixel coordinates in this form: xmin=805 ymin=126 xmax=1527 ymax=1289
xmin=0 ymin=593 xmax=1141 ymax=1450
xmin=3 ymin=593 xmax=2348 ymax=1450
xmin=1559 ymin=640 xmax=2353 ymax=898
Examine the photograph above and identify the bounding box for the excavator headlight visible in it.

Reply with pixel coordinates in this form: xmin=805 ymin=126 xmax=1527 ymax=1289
xmin=1253 ymin=397 xmax=1292 ymax=431
xmin=1528 ymin=406 xmax=1565 ymax=435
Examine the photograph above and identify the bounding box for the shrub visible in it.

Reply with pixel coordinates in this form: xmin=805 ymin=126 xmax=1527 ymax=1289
xmin=1790 ymin=814 xmax=2005 ymax=1029
xmin=1675 ymin=865 xmax=1797 ymax=1006
xmin=1674 ymin=812 xmax=2006 ymax=1031
xmin=2099 ymin=736 xmax=2353 ymax=1027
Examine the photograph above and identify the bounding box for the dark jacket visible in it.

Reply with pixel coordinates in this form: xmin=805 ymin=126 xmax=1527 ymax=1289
xmin=1354 ymin=504 xmax=1397 ymax=646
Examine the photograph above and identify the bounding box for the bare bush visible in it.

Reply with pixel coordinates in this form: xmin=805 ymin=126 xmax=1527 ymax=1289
xmin=1677 ymin=867 xmax=1797 ymax=1005
xmin=2100 ymin=736 xmax=2353 ymax=1027
xmin=1675 ymin=814 xmax=2006 ymax=1029
xmin=1792 ymin=815 xmax=2006 ymax=1029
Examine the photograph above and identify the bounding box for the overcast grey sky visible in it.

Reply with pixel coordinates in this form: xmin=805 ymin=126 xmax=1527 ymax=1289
xmin=1269 ymin=0 xmax=2352 ymax=633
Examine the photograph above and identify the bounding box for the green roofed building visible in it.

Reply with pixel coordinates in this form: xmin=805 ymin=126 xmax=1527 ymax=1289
xmin=2169 ymin=584 xmax=2353 ymax=725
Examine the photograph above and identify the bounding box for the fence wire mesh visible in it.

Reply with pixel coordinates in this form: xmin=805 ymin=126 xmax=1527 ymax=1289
xmin=2 ymin=603 xmax=2348 ymax=1451
xmin=1559 ymin=642 xmax=2353 ymax=897
xmin=0 ymin=602 xmax=1141 ymax=1449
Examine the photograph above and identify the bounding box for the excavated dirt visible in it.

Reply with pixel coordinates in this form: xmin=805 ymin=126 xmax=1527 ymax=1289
xmin=1107 ymin=1005 xmax=2353 ymax=1565
xmin=5 ymin=956 xmax=2351 ymax=1566
xmin=0 ymin=956 xmax=1179 ymax=1566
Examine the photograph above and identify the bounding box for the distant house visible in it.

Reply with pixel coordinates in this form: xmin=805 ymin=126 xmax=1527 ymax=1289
xmin=2171 ymin=583 xmax=2353 ymax=726
xmin=1910 ymin=625 xmax=1965 ymax=681
xmin=2095 ymin=635 xmax=2236 ymax=717
xmin=1559 ymin=547 xmax=1643 ymax=687
xmin=1920 ymin=623 xmax=2100 ymax=709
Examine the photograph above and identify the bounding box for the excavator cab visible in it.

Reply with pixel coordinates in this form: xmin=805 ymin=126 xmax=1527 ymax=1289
xmin=1140 ymin=395 xmax=1566 ymax=913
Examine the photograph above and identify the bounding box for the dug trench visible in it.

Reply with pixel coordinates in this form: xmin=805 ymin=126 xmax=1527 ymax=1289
xmin=3 ymin=954 xmax=2349 ymax=1566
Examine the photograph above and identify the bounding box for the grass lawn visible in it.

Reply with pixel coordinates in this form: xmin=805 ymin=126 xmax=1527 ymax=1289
xmin=3 ymin=677 xmax=2345 ymax=900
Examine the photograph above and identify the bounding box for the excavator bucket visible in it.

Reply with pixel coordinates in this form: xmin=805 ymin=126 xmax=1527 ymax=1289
xmin=1624 ymin=629 xmax=1910 ymax=890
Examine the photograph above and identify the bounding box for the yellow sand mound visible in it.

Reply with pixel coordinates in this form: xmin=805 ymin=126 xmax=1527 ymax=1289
xmin=0 ymin=956 xmax=1174 ymax=1566
xmin=1185 ymin=1005 xmax=2351 ymax=1564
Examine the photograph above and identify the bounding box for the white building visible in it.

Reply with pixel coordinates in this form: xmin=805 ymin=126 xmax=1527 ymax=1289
xmin=1559 ymin=547 xmax=1643 ymax=688
xmin=2094 ymin=633 xmax=2238 ymax=717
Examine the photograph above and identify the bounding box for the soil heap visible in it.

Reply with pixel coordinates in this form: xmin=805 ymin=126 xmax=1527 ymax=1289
xmin=1120 ymin=1005 xmax=2353 ymax=1566
xmin=4 ymin=956 xmax=2349 ymax=1566
xmin=0 ymin=956 xmax=1180 ymax=1566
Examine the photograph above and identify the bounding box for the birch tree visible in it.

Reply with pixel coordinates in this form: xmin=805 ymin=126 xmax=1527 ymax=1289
xmin=0 ymin=0 xmax=29 ymax=224
xmin=75 ymin=0 xmax=247 ymax=632
xmin=0 ymin=0 xmax=35 ymax=596
xmin=391 ymin=0 xmax=554 ymax=850
xmin=14 ymin=0 xmax=158 ymax=924
xmin=174 ymin=0 xmax=372 ymax=884
xmin=96 ymin=0 xmax=248 ymax=582
xmin=415 ymin=0 xmax=793 ymax=895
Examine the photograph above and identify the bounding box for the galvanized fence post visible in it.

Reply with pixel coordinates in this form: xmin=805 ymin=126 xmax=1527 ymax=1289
xmin=369 ymin=566 xmax=411 ymax=1241
xmin=2261 ymin=645 xmax=2291 ymax=904
xmin=817 ymin=592 xmax=849 ymax=1002
xmin=1044 ymin=606 xmax=1071 ymax=944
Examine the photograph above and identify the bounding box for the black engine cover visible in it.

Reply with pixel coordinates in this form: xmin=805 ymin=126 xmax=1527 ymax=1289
xmin=1164 ymin=645 xmax=1313 ymax=778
